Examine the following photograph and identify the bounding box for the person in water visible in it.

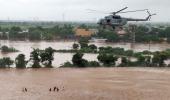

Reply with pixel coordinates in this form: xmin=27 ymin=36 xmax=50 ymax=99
xmin=53 ymin=86 xmax=59 ymax=92
xmin=49 ymin=88 xmax=52 ymax=92
xmin=25 ymin=88 xmax=27 ymax=92
xmin=56 ymin=87 xmax=59 ymax=92
xmin=22 ymin=88 xmax=27 ymax=92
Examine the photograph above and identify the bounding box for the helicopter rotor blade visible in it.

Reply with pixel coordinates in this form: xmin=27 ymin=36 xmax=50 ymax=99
xmin=86 ymin=9 xmax=109 ymax=14
xmin=147 ymin=10 xmax=156 ymax=16
xmin=116 ymin=7 xmax=128 ymax=13
xmin=112 ymin=7 xmax=128 ymax=15
xmin=119 ymin=9 xmax=148 ymax=14
xmin=150 ymin=13 xmax=156 ymax=16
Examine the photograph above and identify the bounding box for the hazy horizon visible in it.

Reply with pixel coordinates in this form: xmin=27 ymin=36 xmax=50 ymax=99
xmin=0 ymin=0 xmax=169 ymax=22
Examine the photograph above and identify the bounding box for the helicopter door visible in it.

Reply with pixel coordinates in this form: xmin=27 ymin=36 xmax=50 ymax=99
xmin=114 ymin=19 xmax=120 ymax=25
xmin=118 ymin=19 xmax=122 ymax=24
xmin=106 ymin=19 xmax=111 ymax=24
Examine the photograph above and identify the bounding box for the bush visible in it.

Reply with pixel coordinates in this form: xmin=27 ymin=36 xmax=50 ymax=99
xmin=78 ymin=38 xmax=89 ymax=49
xmin=55 ymin=49 xmax=76 ymax=53
xmin=1 ymin=45 xmax=18 ymax=52
xmin=0 ymin=57 xmax=14 ymax=68
xmin=142 ymin=50 xmax=152 ymax=55
xmin=88 ymin=61 xmax=100 ymax=67
xmin=89 ymin=44 xmax=97 ymax=50
xmin=73 ymin=43 xmax=79 ymax=50
xmin=119 ymin=57 xmax=128 ymax=67
xmin=98 ymin=47 xmax=125 ymax=55
xmin=124 ymin=50 xmax=134 ymax=56
xmin=152 ymin=52 xmax=168 ymax=67
xmin=60 ymin=61 xmax=74 ymax=68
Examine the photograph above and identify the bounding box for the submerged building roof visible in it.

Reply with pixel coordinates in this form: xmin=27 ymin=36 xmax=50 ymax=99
xmin=75 ymin=28 xmax=97 ymax=37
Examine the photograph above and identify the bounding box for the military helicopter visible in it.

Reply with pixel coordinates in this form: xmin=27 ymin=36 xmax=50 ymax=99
xmin=90 ymin=7 xmax=156 ymax=29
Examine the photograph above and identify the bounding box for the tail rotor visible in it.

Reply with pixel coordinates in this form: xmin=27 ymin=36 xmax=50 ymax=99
xmin=147 ymin=10 xmax=156 ymax=20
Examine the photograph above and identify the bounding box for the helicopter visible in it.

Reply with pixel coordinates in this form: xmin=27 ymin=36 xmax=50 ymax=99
xmin=90 ymin=7 xmax=156 ymax=29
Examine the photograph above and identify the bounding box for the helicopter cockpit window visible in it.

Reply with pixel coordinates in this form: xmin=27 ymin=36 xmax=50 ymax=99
xmin=107 ymin=19 xmax=111 ymax=23
xmin=113 ymin=16 xmax=121 ymax=19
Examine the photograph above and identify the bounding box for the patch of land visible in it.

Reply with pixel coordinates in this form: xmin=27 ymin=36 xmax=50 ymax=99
xmin=1 ymin=67 xmax=170 ymax=100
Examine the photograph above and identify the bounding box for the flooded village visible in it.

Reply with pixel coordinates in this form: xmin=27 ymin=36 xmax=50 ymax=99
xmin=0 ymin=0 xmax=170 ymax=99
xmin=0 ymin=22 xmax=169 ymax=100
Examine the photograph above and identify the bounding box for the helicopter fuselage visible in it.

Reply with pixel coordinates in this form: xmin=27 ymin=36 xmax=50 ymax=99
xmin=98 ymin=15 xmax=127 ymax=28
xmin=98 ymin=13 xmax=155 ymax=29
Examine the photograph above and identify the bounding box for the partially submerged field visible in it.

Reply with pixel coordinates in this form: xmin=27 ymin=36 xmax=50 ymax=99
xmin=1 ymin=68 xmax=170 ymax=100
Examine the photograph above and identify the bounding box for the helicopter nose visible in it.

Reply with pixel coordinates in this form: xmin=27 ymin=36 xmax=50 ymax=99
xmin=97 ymin=20 xmax=103 ymax=25
xmin=97 ymin=22 xmax=101 ymax=25
xmin=97 ymin=21 xmax=101 ymax=24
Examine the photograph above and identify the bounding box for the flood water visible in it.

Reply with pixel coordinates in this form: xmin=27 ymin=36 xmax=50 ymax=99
xmin=1 ymin=68 xmax=170 ymax=100
xmin=0 ymin=40 xmax=170 ymax=67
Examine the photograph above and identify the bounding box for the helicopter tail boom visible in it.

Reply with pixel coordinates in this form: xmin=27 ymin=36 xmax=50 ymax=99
xmin=126 ymin=10 xmax=156 ymax=21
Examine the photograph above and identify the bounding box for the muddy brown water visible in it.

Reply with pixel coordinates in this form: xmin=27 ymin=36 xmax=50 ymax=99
xmin=1 ymin=40 xmax=170 ymax=67
xmin=1 ymin=67 xmax=170 ymax=100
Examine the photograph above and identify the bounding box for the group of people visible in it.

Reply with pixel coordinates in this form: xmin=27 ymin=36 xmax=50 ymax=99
xmin=49 ymin=86 xmax=60 ymax=92
xmin=22 ymin=86 xmax=64 ymax=93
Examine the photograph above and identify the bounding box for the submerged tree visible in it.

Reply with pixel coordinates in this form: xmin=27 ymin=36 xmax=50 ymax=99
xmin=72 ymin=43 xmax=79 ymax=50
xmin=78 ymin=38 xmax=89 ymax=49
xmin=152 ymin=52 xmax=168 ymax=67
xmin=72 ymin=52 xmax=88 ymax=67
xmin=97 ymin=53 xmax=118 ymax=67
xmin=89 ymin=44 xmax=97 ymax=51
xmin=30 ymin=49 xmax=41 ymax=68
xmin=15 ymin=54 xmax=27 ymax=68
xmin=0 ymin=57 xmax=14 ymax=68
xmin=119 ymin=57 xmax=128 ymax=67
xmin=40 ymin=47 xmax=55 ymax=68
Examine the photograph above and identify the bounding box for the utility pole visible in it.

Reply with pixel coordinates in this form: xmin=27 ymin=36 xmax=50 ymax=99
xmin=62 ymin=13 xmax=65 ymax=22
xmin=7 ymin=17 xmax=10 ymax=40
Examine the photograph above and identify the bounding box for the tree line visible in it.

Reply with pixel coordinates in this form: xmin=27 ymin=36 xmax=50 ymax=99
xmin=1 ymin=45 xmax=170 ymax=68
xmin=61 ymin=39 xmax=170 ymax=68
xmin=0 ymin=25 xmax=74 ymax=40
xmin=0 ymin=24 xmax=170 ymax=43
xmin=62 ymin=49 xmax=170 ymax=68
xmin=0 ymin=47 xmax=55 ymax=68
